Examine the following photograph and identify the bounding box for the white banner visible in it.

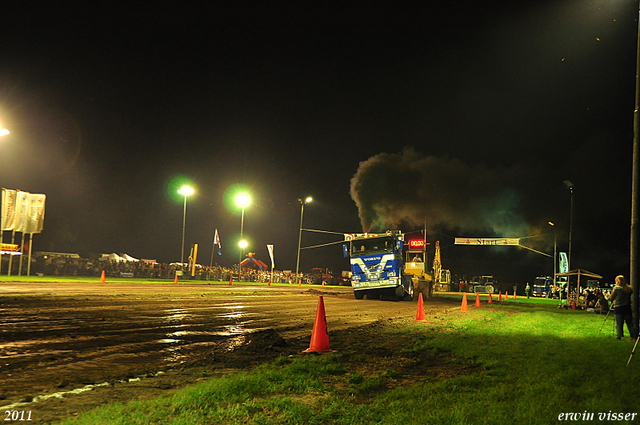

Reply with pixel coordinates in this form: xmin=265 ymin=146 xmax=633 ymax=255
xmin=559 ymin=252 xmax=569 ymax=273
xmin=25 ymin=194 xmax=46 ymax=234
xmin=454 ymin=238 xmax=520 ymax=246
xmin=1 ymin=189 xmax=17 ymax=231
xmin=267 ymin=244 xmax=275 ymax=268
xmin=1 ymin=190 xmax=46 ymax=233
xmin=13 ymin=191 xmax=30 ymax=232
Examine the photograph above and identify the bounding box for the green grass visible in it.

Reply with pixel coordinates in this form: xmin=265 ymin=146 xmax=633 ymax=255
xmin=60 ymin=298 xmax=640 ymax=425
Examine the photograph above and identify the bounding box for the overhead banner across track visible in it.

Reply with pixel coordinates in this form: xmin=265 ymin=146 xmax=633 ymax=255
xmin=454 ymin=238 xmax=520 ymax=246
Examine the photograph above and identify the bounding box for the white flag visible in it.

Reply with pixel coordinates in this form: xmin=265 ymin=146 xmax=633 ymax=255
xmin=214 ymin=229 xmax=222 ymax=255
xmin=1 ymin=189 xmax=17 ymax=231
xmin=25 ymin=194 xmax=46 ymax=234
xmin=267 ymin=244 xmax=275 ymax=268
xmin=13 ymin=191 xmax=30 ymax=233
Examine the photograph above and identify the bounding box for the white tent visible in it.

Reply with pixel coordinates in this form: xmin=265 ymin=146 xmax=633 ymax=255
xmin=99 ymin=253 xmax=126 ymax=262
xmin=121 ymin=253 xmax=139 ymax=262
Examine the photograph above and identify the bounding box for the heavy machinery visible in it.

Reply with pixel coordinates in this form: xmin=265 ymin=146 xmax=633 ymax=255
xmin=431 ymin=241 xmax=451 ymax=292
xmin=467 ymin=275 xmax=496 ymax=293
xmin=345 ymin=230 xmax=432 ymax=300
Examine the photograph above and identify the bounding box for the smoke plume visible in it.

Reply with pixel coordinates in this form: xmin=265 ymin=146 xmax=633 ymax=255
xmin=349 ymin=147 xmax=531 ymax=236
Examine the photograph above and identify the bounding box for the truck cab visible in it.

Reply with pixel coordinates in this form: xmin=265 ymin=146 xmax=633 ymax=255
xmin=345 ymin=231 xmax=413 ymax=300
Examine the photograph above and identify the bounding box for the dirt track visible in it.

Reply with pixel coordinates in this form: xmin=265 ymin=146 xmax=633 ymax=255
xmin=0 ymin=281 xmax=462 ymax=423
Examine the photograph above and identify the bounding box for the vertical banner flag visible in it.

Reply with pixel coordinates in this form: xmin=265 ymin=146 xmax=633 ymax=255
xmin=13 ymin=191 xmax=30 ymax=233
xmin=25 ymin=194 xmax=46 ymax=234
xmin=267 ymin=244 xmax=275 ymax=269
xmin=1 ymin=189 xmax=17 ymax=231
xmin=559 ymin=252 xmax=569 ymax=274
xmin=214 ymin=229 xmax=222 ymax=255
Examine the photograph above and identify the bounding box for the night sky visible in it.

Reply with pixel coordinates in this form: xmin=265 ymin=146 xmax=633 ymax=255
xmin=0 ymin=0 xmax=637 ymax=284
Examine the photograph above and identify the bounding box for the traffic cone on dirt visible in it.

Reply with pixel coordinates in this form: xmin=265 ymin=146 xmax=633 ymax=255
xmin=475 ymin=292 xmax=481 ymax=307
xmin=488 ymin=293 xmax=493 ymax=304
xmin=322 ymin=280 xmax=325 ymax=287
xmin=100 ymin=270 xmax=106 ymax=284
xmin=498 ymin=291 xmax=502 ymax=302
xmin=174 ymin=273 xmax=179 ymax=284
xmin=505 ymin=291 xmax=509 ymax=300
xmin=268 ymin=277 xmax=271 ymax=287
xmin=229 ymin=275 xmax=233 ymax=286
xmin=461 ymin=293 xmax=469 ymax=312
xmin=414 ymin=293 xmax=428 ymax=322
xmin=302 ymin=296 xmax=335 ymax=354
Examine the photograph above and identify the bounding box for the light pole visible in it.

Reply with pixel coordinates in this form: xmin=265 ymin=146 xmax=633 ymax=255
xmin=295 ymin=197 xmax=313 ymax=285
xmin=563 ymin=180 xmax=574 ymax=270
xmin=178 ymin=186 xmax=194 ymax=268
xmin=235 ymin=192 xmax=251 ymax=279
xmin=549 ymin=222 xmax=557 ymax=287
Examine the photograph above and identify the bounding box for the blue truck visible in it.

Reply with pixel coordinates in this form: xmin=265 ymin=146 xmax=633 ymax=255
xmin=345 ymin=230 xmax=429 ymax=300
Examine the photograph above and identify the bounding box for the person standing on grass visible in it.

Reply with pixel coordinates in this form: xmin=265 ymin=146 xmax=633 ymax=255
xmin=609 ymin=275 xmax=637 ymax=340
xmin=525 ymin=282 xmax=531 ymax=298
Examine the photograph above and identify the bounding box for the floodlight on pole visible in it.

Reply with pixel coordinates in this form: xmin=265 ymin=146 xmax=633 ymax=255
xmin=235 ymin=192 xmax=251 ymax=279
xmin=549 ymin=222 xmax=557 ymax=287
xmin=177 ymin=185 xmax=195 ymax=268
xmin=0 ymin=127 xmax=9 ymax=137
xmin=295 ymin=196 xmax=313 ymax=285
xmin=563 ymin=180 xmax=574 ymax=270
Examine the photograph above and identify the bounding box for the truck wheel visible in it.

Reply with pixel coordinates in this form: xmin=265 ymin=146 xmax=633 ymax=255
xmin=486 ymin=285 xmax=495 ymax=294
xmin=404 ymin=282 xmax=415 ymax=301
xmin=354 ymin=291 xmax=364 ymax=300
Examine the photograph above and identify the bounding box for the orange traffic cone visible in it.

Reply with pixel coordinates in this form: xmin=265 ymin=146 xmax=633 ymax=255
xmin=302 ymin=296 xmax=335 ymax=354
xmin=322 ymin=280 xmax=325 ymax=287
xmin=268 ymin=277 xmax=271 ymax=287
xmin=488 ymin=293 xmax=493 ymax=304
xmin=174 ymin=273 xmax=179 ymax=284
xmin=498 ymin=291 xmax=502 ymax=302
xmin=513 ymin=291 xmax=517 ymax=299
xmin=229 ymin=275 xmax=233 ymax=286
xmin=505 ymin=291 xmax=509 ymax=300
xmin=475 ymin=292 xmax=481 ymax=307
xmin=461 ymin=292 xmax=469 ymax=312
xmin=100 ymin=270 xmax=106 ymax=283
xmin=414 ymin=293 xmax=428 ymax=322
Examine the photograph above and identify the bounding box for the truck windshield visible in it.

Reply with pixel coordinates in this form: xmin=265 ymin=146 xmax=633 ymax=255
xmin=351 ymin=238 xmax=394 ymax=256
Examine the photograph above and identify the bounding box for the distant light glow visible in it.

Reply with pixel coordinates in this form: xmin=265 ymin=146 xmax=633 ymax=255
xmin=178 ymin=186 xmax=194 ymax=196
xmin=238 ymin=240 xmax=248 ymax=249
xmin=0 ymin=128 xmax=9 ymax=137
xmin=235 ymin=193 xmax=251 ymax=208
xmin=304 ymin=196 xmax=313 ymax=204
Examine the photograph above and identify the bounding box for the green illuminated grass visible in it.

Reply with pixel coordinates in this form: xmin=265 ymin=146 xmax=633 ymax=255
xmin=60 ymin=299 xmax=639 ymax=425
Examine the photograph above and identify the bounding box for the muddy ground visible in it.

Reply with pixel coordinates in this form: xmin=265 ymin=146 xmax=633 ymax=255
xmin=0 ymin=281 xmax=471 ymax=424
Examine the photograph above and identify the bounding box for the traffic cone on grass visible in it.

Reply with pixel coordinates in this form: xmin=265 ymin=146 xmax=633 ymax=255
xmin=414 ymin=293 xmax=428 ymax=322
xmin=100 ymin=270 xmax=106 ymax=284
xmin=488 ymin=293 xmax=493 ymax=304
xmin=505 ymin=291 xmax=509 ymax=300
xmin=461 ymin=293 xmax=469 ymax=312
xmin=302 ymin=296 xmax=335 ymax=354
xmin=174 ymin=273 xmax=179 ymax=284
xmin=498 ymin=291 xmax=502 ymax=302
xmin=475 ymin=292 xmax=481 ymax=307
